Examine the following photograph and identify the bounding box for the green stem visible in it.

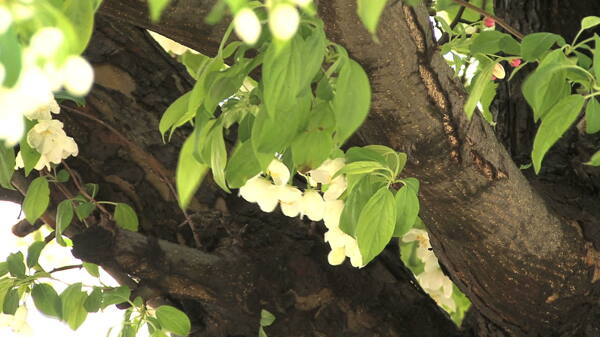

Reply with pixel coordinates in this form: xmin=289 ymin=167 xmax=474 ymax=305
xmin=450 ymin=0 xmax=525 ymax=40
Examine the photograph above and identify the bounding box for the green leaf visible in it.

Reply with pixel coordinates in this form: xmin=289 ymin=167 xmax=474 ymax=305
xmin=203 ymin=61 xmax=251 ymax=114
xmin=155 ymin=305 xmax=191 ymax=336
xmin=0 ymin=143 xmax=15 ymax=189
xmin=180 ymin=52 xmax=211 ymax=80
xmin=148 ymin=0 xmax=171 ymax=22
xmin=532 ymin=94 xmax=585 ymax=174
xmin=84 ymin=287 xmax=103 ymax=313
xmin=3 ymin=288 xmax=19 ymax=315
xmin=464 ymin=60 xmax=495 ymax=119
xmin=522 ymin=51 xmax=570 ymax=121
xmin=594 ymin=35 xmax=600 ymax=82
xmin=75 ymin=202 xmax=95 ymax=221
xmin=259 ymin=327 xmax=268 ymax=337
xmin=586 ymin=98 xmax=600 ymax=134
xmin=521 ymin=32 xmax=565 ymax=62
xmin=20 ymin=120 xmax=40 ymax=176
xmin=56 ymin=169 xmax=70 ymax=183
xmin=0 ymin=26 xmax=22 ymax=87
xmin=260 ymin=309 xmax=276 ymax=327
xmin=23 ymin=176 xmax=50 ymax=223
xmin=83 ymin=262 xmax=100 ymax=278
xmin=7 ymin=252 xmax=26 ymax=278
xmin=225 ymin=141 xmax=261 ymax=189
xmin=339 ymin=175 xmax=386 ymax=236
xmin=469 ymin=31 xmax=505 ymax=55
xmin=355 ymin=187 xmax=396 ymax=265
xmin=333 ymin=59 xmax=371 ymax=144
xmin=159 ymin=92 xmax=192 ymax=140
xmin=101 ymin=286 xmax=131 ymax=308
xmin=209 ymin=126 xmax=230 ymax=193
xmin=62 ymin=0 xmax=96 ymax=54
xmin=85 ymin=183 xmax=99 ymax=198
xmin=0 ymin=262 xmax=8 ymax=277
xmin=193 ymin=118 xmax=217 ymax=165
xmin=291 ymin=130 xmax=334 ymax=172
xmin=176 ymin=131 xmax=209 ymax=209
xmin=60 ymin=283 xmax=89 ymax=330
xmin=298 ymin=27 xmax=326 ymax=88
xmin=32 ymin=283 xmax=62 ymax=318
xmin=114 ymin=203 xmax=139 ymax=232
xmin=56 ymin=199 xmax=74 ymax=247
xmin=262 ymin=35 xmax=304 ymax=119
xmin=585 ymin=150 xmax=600 ymax=166
xmin=392 ymin=185 xmax=420 ymax=237
xmin=334 ymin=161 xmax=387 ymax=178
xmin=26 ymin=241 xmax=46 ymax=268
xmin=479 ymin=79 xmax=498 ymax=124
xmin=357 ymin=0 xmax=388 ymax=36
xmin=499 ymin=35 xmax=521 ymax=55
xmin=581 ymin=16 xmax=600 ymax=30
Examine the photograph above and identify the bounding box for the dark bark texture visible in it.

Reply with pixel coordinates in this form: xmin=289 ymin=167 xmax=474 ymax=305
xmin=3 ymin=0 xmax=600 ymax=336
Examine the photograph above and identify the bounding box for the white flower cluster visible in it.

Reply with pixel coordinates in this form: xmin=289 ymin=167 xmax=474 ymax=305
xmin=402 ymin=229 xmax=456 ymax=312
xmin=239 ymin=158 xmax=363 ymax=267
xmin=15 ymin=99 xmax=79 ymax=171
xmin=0 ymin=5 xmax=94 ymax=145
xmin=233 ymin=0 xmax=312 ymax=45
xmin=0 ymin=306 xmax=32 ymax=337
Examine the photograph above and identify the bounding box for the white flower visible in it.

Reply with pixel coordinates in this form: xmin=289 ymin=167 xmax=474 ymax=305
xmin=429 ymin=288 xmax=456 ymax=312
xmin=275 ymin=185 xmax=302 ymax=217
xmin=300 ymin=189 xmax=325 ymax=221
xmin=239 ymin=175 xmax=279 ymax=212
xmin=24 ymin=98 xmax=60 ymax=121
xmin=62 ymin=56 xmax=94 ymax=96
xmin=26 ymin=120 xmax=78 ymax=168
xmin=233 ymin=8 xmax=262 ymax=45
xmin=323 ymin=199 xmax=344 ymax=229
xmin=29 ymin=27 xmax=64 ymax=58
xmin=324 ymin=227 xmax=364 ymax=268
xmin=345 ymin=240 xmax=364 ymax=268
xmin=266 ymin=159 xmax=290 ymax=185
xmin=0 ymin=6 xmax=12 ymax=34
xmin=327 ymin=247 xmax=346 ymax=265
xmin=323 ymin=176 xmax=347 ymax=201
xmin=0 ymin=306 xmax=33 ymax=337
xmin=492 ymin=63 xmax=505 ymax=80
xmin=324 ymin=227 xmax=350 ymax=249
xmin=268 ymin=4 xmax=300 ymax=41
xmin=308 ymin=158 xmax=345 ymax=185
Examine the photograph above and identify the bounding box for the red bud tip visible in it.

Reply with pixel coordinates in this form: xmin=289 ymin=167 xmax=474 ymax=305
xmin=510 ymin=59 xmax=522 ymax=67
xmin=484 ymin=17 xmax=495 ymax=28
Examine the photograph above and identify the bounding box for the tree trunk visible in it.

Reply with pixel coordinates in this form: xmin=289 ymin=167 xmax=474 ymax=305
xmin=4 ymin=0 xmax=600 ymax=336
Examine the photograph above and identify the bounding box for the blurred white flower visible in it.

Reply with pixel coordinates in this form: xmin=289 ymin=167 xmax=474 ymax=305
xmin=492 ymin=63 xmax=505 ymax=80
xmin=0 ymin=306 xmax=33 ymax=337
xmin=233 ymin=8 xmax=262 ymax=45
xmin=239 ymin=175 xmax=279 ymax=212
xmin=267 ymin=159 xmax=290 ymax=185
xmin=29 ymin=27 xmax=64 ymax=58
xmin=300 ymin=189 xmax=325 ymax=221
xmin=308 ymin=157 xmax=345 ymax=185
xmin=0 ymin=6 xmax=12 ymax=34
xmin=345 ymin=240 xmax=363 ymax=268
xmin=323 ymin=199 xmax=344 ymax=229
xmin=62 ymin=56 xmax=94 ymax=96
xmin=24 ymin=97 xmax=59 ymax=121
xmin=323 ymin=176 xmax=347 ymax=201
xmin=268 ymin=4 xmax=299 ymax=41
xmin=327 ymin=247 xmax=345 ymax=265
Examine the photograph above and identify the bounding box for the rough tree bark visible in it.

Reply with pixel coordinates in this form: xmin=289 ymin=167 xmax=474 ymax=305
xmin=3 ymin=0 xmax=600 ymax=336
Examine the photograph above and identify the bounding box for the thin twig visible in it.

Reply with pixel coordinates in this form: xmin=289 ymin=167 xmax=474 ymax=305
xmin=49 ymin=264 xmax=83 ymax=273
xmin=451 ymin=0 xmax=524 ymax=40
xmin=62 ymin=161 xmax=111 ymax=217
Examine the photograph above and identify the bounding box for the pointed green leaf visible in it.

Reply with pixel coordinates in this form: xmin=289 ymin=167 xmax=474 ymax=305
xmin=260 ymin=309 xmax=276 ymax=327
xmin=32 ymin=283 xmax=62 ymax=318
xmin=176 ymin=131 xmax=209 ymax=210
xmin=20 ymin=119 xmax=41 ymax=176
xmin=464 ymin=60 xmax=495 ymax=119
xmin=392 ymin=185 xmax=420 ymax=237
xmin=155 ymin=305 xmax=191 ymax=336
xmin=209 ymin=126 xmax=230 ymax=193
xmin=84 ymin=287 xmax=103 ymax=313
xmin=225 ymin=141 xmax=261 ymax=189
xmin=581 ymin=16 xmax=600 ymax=30
xmin=0 ymin=143 xmax=15 ymax=189
xmin=101 ymin=286 xmax=131 ymax=308
xmin=159 ymin=92 xmax=191 ymax=140
xmin=586 ymin=98 xmax=600 ymax=134
xmin=23 ymin=176 xmax=49 ymax=223
xmin=469 ymin=31 xmax=505 ymax=55
xmin=114 ymin=203 xmax=139 ymax=232
xmin=521 ymin=32 xmax=565 ymax=62
xmin=56 ymin=199 xmax=74 ymax=246
xmin=532 ymin=94 xmax=585 ymax=173
xmin=356 ymin=187 xmax=396 ymax=265
xmin=333 ymin=59 xmax=371 ymax=144
xmin=585 ymin=150 xmax=600 ymax=166
xmin=357 ymin=0 xmax=388 ymax=35
xmin=60 ymin=283 xmax=88 ymax=330
xmin=7 ymin=252 xmax=26 ymax=278
xmin=3 ymin=288 xmax=19 ymax=314
xmin=26 ymin=241 xmax=46 ymax=268
xmin=594 ymin=35 xmax=600 ymax=82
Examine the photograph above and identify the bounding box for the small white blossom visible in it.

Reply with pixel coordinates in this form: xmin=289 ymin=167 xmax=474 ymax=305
xmin=323 ymin=176 xmax=347 ymax=201
xmin=239 ymin=175 xmax=279 ymax=212
xmin=300 ymin=189 xmax=325 ymax=221
xmin=0 ymin=306 xmax=33 ymax=337
xmin=308 ymin=157 xmax=345 ymax=185
xmin=268 ymin=4 xmax=300 ymax=41
xmin=327 ymin=247 xmax=346 ymax=265
xmin=29 ymin=27 xmax=64 ymax=58
xmin=267 ymin=159 xmax=290 ymax=185
xmin=233 ymin=8 xmax=262 ymax=45
xmin=323 ymin=199 xmax=344 ymax=229
xmin=24 ymin=98 xmax=60 ymax=121
xmin=345 ymin=240 xmax=364 ymax=268
xmin=275 ymin=185 xmax=302 ymax=217
xmin=62 ymin=56 xmax=94 ymax=96
xmin=324 ymin=227 xmax=364 ymax=268
xmin=22 ymin=120 xmax=78 ymax=169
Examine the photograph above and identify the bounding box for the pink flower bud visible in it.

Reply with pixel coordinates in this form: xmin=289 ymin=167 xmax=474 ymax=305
xmin=510 ymin=58 xmax=522 ymax=67
xmin=483 ymin=17 xmax=495 ymax=28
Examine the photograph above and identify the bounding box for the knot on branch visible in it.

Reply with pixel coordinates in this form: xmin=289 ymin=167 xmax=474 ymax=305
xmin=72 ymin=226 xmax=115 ymax=264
